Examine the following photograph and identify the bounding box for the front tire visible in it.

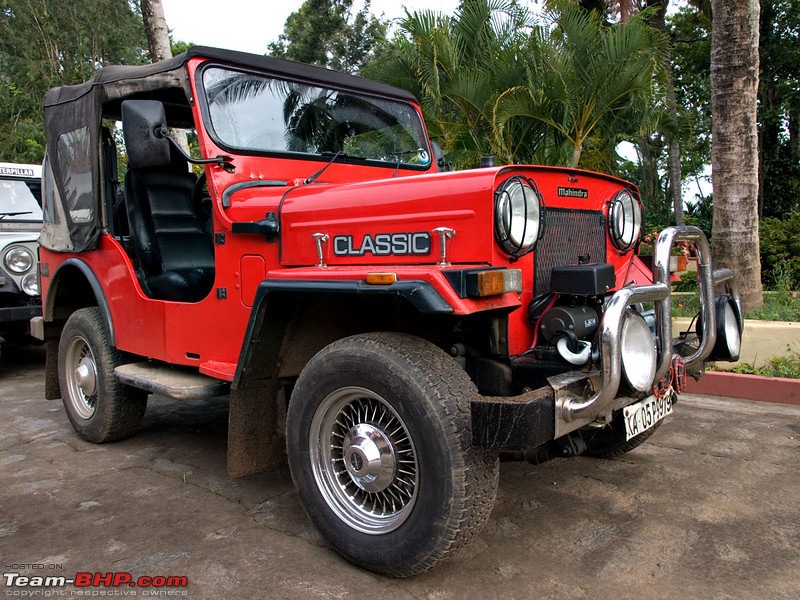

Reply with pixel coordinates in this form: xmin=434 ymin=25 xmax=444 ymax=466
xmin=58 ymin=307 xmax=147 ymax=443
xmin=286 ymin=332 xmax=499 ymax=577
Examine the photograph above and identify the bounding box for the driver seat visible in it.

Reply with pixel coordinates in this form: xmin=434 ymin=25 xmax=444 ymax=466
xmin=123 ymin=145 xmax=215 ymax=303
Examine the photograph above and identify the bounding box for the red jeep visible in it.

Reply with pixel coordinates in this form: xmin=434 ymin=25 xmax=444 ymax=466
xmin=34 ymin=46 xmax=742 ymax=576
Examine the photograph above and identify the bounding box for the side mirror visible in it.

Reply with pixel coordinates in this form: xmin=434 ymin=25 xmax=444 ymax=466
xmin=121 ymin=100 xmax=171 ymax=170
xmin=431 ymin=141 xmax=452 ymax=172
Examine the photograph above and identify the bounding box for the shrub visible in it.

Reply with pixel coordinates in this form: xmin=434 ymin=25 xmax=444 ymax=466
xmin=673 ymin=270 xmax=698 ymax=292
xmin=759 ymin=214 xmax=800 ymax=290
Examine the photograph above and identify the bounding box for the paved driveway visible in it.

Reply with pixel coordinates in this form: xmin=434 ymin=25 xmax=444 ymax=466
xmin=1 ymin=346 xmax=799 ymax=599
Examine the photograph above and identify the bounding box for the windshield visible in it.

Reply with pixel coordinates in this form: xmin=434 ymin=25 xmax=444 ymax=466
xmin=0 ymin=178 xmax=43 ymax=222
xmin=201 ymin=66 xmax=431 ymax=168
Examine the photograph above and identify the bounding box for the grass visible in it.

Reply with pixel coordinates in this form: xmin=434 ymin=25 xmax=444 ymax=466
xmin=728 ymin=351 xmax=800 ymax=379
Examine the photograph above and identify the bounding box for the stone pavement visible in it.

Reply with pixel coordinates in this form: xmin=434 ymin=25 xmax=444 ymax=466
xmin=1 ymin=345 xmax=799 ymax=599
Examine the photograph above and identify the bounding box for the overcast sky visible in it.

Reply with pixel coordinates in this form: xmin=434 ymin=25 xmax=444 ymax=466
xmin=161 ymin=0 xmax=464 ymax=55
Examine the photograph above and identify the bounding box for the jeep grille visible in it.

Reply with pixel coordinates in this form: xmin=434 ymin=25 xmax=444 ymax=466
xmin=534 ymin=208 xmax=607 ymax=296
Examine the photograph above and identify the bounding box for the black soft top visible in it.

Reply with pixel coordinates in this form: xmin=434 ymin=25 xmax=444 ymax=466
xmin=40 ymin=46 xmax=418 ymax=253
xmin=44 ymin=45 xmax=417 ymax=110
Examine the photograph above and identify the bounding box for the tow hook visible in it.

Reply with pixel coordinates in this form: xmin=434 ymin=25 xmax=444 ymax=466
xmin=522 ymin=433 xmax=587 ymax=465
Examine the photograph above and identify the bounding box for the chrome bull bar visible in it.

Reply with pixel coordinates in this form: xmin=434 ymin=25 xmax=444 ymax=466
xmin=558 ymin=225 xmax=740 ymax=425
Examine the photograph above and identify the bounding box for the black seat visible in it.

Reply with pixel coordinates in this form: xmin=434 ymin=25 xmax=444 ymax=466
xmin=123 ymin=146 xmax=215 ymax=303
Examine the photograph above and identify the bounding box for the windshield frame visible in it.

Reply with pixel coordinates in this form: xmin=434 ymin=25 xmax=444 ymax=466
xmin=195 ymin=62 xmax=432 ymax=172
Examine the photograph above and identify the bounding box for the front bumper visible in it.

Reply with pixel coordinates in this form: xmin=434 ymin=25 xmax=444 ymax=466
xmin=0 ymin=304 xmax=42 ymax=326
xmin=471 ymin=225 xmax=741 ymax=448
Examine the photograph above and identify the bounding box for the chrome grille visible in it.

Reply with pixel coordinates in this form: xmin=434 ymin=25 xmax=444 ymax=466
xmin=534 ymin=208 xmax=607 ymax=296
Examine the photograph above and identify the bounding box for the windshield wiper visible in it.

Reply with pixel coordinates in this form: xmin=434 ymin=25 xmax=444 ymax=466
xmin=389 ymin=148 xmax=426 ymax=158
xmin=305 ymin=151 xmax=348 ymax=184
xmin=0 ymin=211 xmax=33 ymax=220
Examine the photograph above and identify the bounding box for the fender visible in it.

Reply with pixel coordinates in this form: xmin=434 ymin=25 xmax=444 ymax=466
xmin=232 ymin=278 xmax=453 ymax=390
xmin=44 ymin=258 xmax=116 ymax=346
xmin=226 ymin=278 xmax=454 ymax=477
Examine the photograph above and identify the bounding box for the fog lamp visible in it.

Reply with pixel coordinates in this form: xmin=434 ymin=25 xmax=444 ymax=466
xmin=620 ymin=310 xmax=658 ymax=392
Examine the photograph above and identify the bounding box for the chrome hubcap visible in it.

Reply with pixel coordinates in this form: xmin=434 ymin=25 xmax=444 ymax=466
xmin=342 ymin=423 xmax=396 ymax=493
xmin=65 ymin=335 xmax=98 ymax=420
xmin=74 ymin=357 xmax=97 ymax=397
xmin=310 ymin=386 xmax=418 ymax=534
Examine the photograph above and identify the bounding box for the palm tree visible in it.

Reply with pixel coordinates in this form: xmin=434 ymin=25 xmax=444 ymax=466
xmin=710 ymin=0 xmax=763 ymax=310
xmin=364 ymin=0 xmax=533 ymax=168
xmin=493 ymin=4 xmax=667 ymax=169
xmin=367 ymin=0 xmax=666 ymax=171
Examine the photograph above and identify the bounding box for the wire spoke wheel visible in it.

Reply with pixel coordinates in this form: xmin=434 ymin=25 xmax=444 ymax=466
xmin=311 ymin=386 xmax=418 ymax=534
xmin=287 ymin=332 xmax=499 ymax=576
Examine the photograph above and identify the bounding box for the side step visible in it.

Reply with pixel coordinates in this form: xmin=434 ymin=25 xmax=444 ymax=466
xmin=114 ymin=362 xmax=230 ymax=401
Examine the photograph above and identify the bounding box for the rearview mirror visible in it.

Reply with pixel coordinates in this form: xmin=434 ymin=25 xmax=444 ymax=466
xmin=121 ymin=100 xmax=171 ymax=170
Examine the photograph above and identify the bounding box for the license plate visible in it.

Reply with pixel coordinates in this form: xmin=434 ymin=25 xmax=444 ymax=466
xmin=623 ymin=391 xmax=674 ymax=440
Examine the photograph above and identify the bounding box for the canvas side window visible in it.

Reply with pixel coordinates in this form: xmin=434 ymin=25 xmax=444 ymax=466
xmin=57 ymin=127 xmax=94 ymax=224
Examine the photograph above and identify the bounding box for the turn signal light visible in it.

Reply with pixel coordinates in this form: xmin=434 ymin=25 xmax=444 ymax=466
xmin=468 ymin=269 xmax=523 ymax=297
xmin=365 ymin=272 xmax=398 ymax=285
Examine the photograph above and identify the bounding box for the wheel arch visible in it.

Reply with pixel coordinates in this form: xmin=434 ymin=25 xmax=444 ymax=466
xmin=227 ymin=278 xmax=511 ymax=479
xmin=232 ymin=279 xmax=455 ymax=390
xmin=44 ymin=258 xmax=114 ymax=343
xmin=228 ymin=280 xmax=508 ymax=476
xmin=41 ymin=259 xmax=114 ymax=400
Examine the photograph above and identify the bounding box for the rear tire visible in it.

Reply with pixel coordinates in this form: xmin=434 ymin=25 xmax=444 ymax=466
xmin=58 ymin=307 xmax=147 ymax=443
xmin=286 ymin=332 xmax=499 ymax=577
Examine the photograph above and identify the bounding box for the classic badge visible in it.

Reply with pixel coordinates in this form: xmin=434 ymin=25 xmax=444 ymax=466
xmin=333 ymin=232 xmax=432 ymax=256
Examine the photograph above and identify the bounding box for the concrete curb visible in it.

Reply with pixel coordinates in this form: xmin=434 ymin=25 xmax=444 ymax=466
xmin=685 ymin=370 xmax=800 ymax=406
xmin=672 ymin=317 xmax=800 ymax=370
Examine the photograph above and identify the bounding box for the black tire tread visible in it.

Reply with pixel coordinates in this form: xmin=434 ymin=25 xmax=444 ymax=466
xmin=287 ymin=332 xmax=499 ymax=577
xmin=59 ymin=307 xmax=147 ymax=443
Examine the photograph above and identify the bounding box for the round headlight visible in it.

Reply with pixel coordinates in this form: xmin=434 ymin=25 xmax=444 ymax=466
xmin=702 ymin=295 xmax=743 ymax=361
xmin=721 ymin=302 xmax=741 ymax=358
xmin=21 ymin=272 xmax=39 ymax=296
xmin=4 ymin=246 xmax=34 ymax=274
xmin=620 ymin=311 xmax=657 ymax=392
xmin=608 ymin=189 xmax=642 ymax=251
xmin=495 ymin=176 xmax=542 ymax=257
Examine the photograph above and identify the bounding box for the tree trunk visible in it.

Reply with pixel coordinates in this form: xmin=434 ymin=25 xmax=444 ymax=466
xmin=710 ymin=0 xmax=762 ymax=311
xmin=669 ymin=139 xmax=683 ymax=225
xmin=140 ymin=0 xmax=189 ymax=154
xmin=141 ymin=0 xmax=171 ymax=62
xmin=647 ymin=0 xmax=684 ymax=226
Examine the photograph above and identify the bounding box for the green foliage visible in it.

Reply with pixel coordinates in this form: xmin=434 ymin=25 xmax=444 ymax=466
xmin=672 ymin=290 xmax=800 ymax=322
xmin=758 ymin=0 xmax=800 ymax=218
xmin=268 ymin=0 xmax=386 ymax=74
xmin=364 ymin=0 xmax=667 ymax=171
xmin=495 ymin=4 xmax=668 ymax=169
xmin=745 ymin=291 xmax=800 ymax=322
xmin=683 ymin=192 xmax=712 ymax=239
xmin=759 ymin=214 xmax=800 ymax=291
xmin=668 ymin=5 xmax=712 ymax=184
xmin=731 ymin=350 xmax=800 ymax=380
xmin=363 ymin=0 xmax=535 ymax=169
xmin=0 ymin=0 xmax=147 ymax=163
xmin=672 ymin=270 xmax=698 ymax=292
